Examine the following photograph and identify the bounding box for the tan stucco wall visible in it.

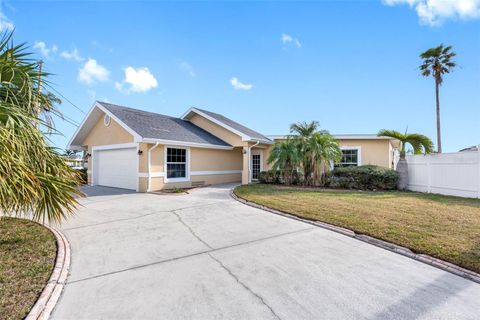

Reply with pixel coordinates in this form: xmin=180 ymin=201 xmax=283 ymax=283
xmin=190 ymin=147 xmax=243 ymax=171
xmin=191 ymin=173 xmax=241 ymax=185
xmin=338 ymin=139 xmax=392 ymax=168
xmin=187 ymin=113 xmax=244 ymax=147
xmin=82 ymin=113 xmax=134 ymax=184
xmin=140 ymin=145 xmax=243 ymax=191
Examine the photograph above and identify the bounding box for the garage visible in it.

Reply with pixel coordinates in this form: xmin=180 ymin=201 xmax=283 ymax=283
xmin=93 ymin=147 xmax=138 ymax=190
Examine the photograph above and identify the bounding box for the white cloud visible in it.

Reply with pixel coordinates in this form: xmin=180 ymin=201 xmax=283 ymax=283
xmin=33 ymin=41 xmax=57 ymax=59
xmin=0 ymin=12 xmax=13 ymax=32
xmin=116 ymin=66 xmax=158 ymax=93
xmin=180 ymin=61 xmax=196 ymax=77
xmin=281 ymin=33 xmax=302 ymax=48
xmin=78 ymin=58 xmax=110 ymax=85
xmin=383 ymin=0 xmax=480 ymax=25
xmin=230 ymin=77 xmax=253 ymax=91
xmin=61 ymin=48 xmax=84 ymax=62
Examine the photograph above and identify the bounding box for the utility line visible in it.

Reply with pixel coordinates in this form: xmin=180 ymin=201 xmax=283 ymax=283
xmin=47 ymin=84 xmax=87 ymax=115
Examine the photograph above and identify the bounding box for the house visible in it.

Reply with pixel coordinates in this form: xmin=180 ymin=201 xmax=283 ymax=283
xmin=68 ymin=101 xmax=399 ymax=191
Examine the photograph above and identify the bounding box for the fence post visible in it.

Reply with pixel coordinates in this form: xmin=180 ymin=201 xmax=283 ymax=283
xmin=477 ymin=145 xmax=480 ymax=199
xmin=426 ymin=154 xmax=432 ymax=194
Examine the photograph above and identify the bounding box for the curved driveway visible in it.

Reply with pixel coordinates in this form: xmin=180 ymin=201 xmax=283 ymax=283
xmin=52 ymin=184 xmax=480 ymax=319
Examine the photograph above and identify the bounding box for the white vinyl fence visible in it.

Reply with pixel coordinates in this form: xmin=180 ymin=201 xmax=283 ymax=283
xmin=406 ymin=148 xmax=480 ymax=199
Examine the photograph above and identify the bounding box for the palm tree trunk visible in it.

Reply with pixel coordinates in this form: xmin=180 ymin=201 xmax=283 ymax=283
xmin=435 ymin=78 xmax=442 ymax=153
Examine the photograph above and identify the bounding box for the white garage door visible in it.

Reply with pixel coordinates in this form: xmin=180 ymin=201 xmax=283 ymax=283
xmin=94 ymin=148 xmax=137 ymax=190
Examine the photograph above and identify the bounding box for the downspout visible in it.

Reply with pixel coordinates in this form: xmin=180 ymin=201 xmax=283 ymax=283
xmin=248 ymin=140 xmax=260 ymax=183
xmin=147 ymin=142 xmax=160 ymax=192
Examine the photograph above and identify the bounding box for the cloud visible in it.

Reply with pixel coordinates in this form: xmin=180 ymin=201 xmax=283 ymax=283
xmin=180 ymin=61 xmax=195 ymax=77
xmin=33 ymin=41 xmax=58 ymax=59
xmin=230 ymin=77 xmax=253 ymax=91
xmin=115 ymin=66 xmax=158 ymax=93
xmin=61 ymin=48 xmax=84 ymax=62
xmin=0 ymin=12 xmax=13 ymax=31
xmin=78 ymin=58 xmax=110 ymax=85
xmin=281 ymin=33 xmax=302 ymax=48
xmin=383 ymin=0 xmax=480 ymax=25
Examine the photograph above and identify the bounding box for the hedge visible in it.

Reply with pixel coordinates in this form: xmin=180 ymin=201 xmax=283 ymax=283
xmin=327 ymin=165 xmax=399 ymax=190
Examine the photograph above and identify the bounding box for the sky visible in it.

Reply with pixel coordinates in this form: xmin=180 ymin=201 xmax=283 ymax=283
xmin=3 ymin=0 xmax=480 ymax=152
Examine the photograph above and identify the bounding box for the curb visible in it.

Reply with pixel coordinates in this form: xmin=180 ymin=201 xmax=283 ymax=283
xmin=230 ymin=190 xmax=480 ymax=284
xmin=25 ymin=224 xmax=70 ymax=320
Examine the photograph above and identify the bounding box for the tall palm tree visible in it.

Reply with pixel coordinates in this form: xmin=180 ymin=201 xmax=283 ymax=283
xmin=267 ymin=138 xmax=301 ymax=185
xmin=378 ymin=129 xmax=433 ymax=190
xmin=419 ymin=44 xmax=456 ymax=153
xmin=0 ymin=32 xmax=81 ymax=223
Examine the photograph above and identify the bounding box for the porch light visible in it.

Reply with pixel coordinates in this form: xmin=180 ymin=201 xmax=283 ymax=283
xmin=138 ymin=150 xmax=143 ymax=155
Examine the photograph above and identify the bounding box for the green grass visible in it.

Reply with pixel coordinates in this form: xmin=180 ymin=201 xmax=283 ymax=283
xmin=0 ymin=218 xmax=57 ymax=320
xmin=235 ymin=184 xmax=480 ymax=274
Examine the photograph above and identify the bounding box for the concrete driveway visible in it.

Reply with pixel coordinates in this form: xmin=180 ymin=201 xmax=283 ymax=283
xmin=52 ymin=184 xmax=480 ymax=320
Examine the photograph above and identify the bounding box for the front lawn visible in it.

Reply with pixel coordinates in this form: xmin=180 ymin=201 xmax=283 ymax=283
xmin=0 ymin=218 xmax=57 ymax=320
xmin=235 ymin=184 xmax=480 ymax=273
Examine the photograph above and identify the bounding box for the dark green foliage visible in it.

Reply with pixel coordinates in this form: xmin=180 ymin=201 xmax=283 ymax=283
xmin=327 ymin=165 xmax=399 ymax=190
xmin=259 ymin=170 xmax=301 ymax=185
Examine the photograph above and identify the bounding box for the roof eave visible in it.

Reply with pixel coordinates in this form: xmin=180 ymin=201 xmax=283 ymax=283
xmin=142 ymin=138 xmax=233 ymax=150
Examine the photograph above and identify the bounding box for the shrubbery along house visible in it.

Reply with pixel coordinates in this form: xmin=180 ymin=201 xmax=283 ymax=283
xmin=68 ymin=101 xmax=400 ymax=191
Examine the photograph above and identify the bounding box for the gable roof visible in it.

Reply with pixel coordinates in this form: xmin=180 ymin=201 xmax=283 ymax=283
xmin=181 ymin=107 xmax=272 ymax=143
xmin=68 ymin=101 xmax=232 ymax=150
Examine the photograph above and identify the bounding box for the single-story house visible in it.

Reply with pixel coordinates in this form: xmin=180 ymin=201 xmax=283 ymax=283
xmin=68 ymin=101 xmax=399 ymax=191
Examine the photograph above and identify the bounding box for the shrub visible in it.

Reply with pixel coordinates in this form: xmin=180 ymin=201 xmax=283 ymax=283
xmin=259 ymin=170 xmax=303 ymax=185
xmin=327 ymin=165 xmax=399 ymax=190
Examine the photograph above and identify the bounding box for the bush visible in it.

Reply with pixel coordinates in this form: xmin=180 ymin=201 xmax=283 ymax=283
xmin=258 ymin=170 xmax=301 ymax=185
xmin=327 ymin=165 xmax=398 ymax=190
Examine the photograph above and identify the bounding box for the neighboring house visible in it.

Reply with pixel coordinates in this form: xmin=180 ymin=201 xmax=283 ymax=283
xmin=69 ymin=101 xmax=399 ymax=191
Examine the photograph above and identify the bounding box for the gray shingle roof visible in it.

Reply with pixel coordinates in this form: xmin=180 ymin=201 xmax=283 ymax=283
xmin=194 ymin=108 xmax=271 ymax=142
xmin=99 ymin=102 xmax=231 ymax=147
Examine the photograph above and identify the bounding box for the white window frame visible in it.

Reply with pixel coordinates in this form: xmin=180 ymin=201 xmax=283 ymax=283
xmin=338 ymin=146 xmax=362 ymax=167
xmin=164 ymin=146 xmax=190 ymax=183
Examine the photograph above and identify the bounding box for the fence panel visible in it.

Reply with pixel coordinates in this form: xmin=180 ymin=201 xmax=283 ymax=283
xmin=406 ymin=149 xmax=480 ymax=199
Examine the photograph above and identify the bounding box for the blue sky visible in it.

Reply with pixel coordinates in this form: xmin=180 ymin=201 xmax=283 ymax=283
xmin=4 ymin=0 xmax=480 ymax=152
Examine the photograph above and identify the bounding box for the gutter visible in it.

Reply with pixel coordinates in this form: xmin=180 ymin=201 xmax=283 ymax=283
xmin=247 ymin=140 xmax=260 ymax=183
xmin=147 ymin=142 xmax=160 ymax=192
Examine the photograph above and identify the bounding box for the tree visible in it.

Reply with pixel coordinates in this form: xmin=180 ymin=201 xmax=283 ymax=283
xmin=378 ymin=129 xmax=433 ymax=159
xmin=0 ymin=32 xmax=82 ymax=223
xmin=289 ymin=121 xmax=341 ymax=186
xmin=377 ymin=129 xmax=433 ymax=190
xmin=419 ymin=44 xmax=456 ymax=153
xmin=267 ymin=138 xmax=301 ymax=185
xmin=306 ymin=132 xmax=342 ymax=186
xmin=290 ymin=121 xmax=319 ymax=182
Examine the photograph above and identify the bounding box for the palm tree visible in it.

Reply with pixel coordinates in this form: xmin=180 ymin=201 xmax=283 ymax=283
xmin=289 ymin=121 xmax=341 ymax=185
xmin=378 ymin=129 xmax=433 ymax=190
xmin=306 ymin=132 xmax=342 ymax=186
xmin=267 ymin=138 xmax=301 ymax=185
xmin=0 ymin=32 xmax=82 ymax=223
xmin=290 ymin=121 xmax=318 ymax=182
xmin=420 ymin=44 xmax=456 ymax=153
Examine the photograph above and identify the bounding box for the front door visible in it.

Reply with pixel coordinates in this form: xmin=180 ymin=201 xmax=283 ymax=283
xmin=251 ymin=150 xmax=262 ymax=181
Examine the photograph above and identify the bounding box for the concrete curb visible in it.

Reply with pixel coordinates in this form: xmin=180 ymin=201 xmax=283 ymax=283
xmin=25 ymin=224 xmax=70 ymax=320
xmin=230 ymin=190 xmax=480 ymax=284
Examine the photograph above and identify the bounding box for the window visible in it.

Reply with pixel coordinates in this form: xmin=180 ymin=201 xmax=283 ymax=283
xmin=166 ymin=148 xmax=187 ymax=179
xmin=337 ymin=149 xmax=359 ymax=167
xmin=104 ymin=114 xmax=111 ymax=126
